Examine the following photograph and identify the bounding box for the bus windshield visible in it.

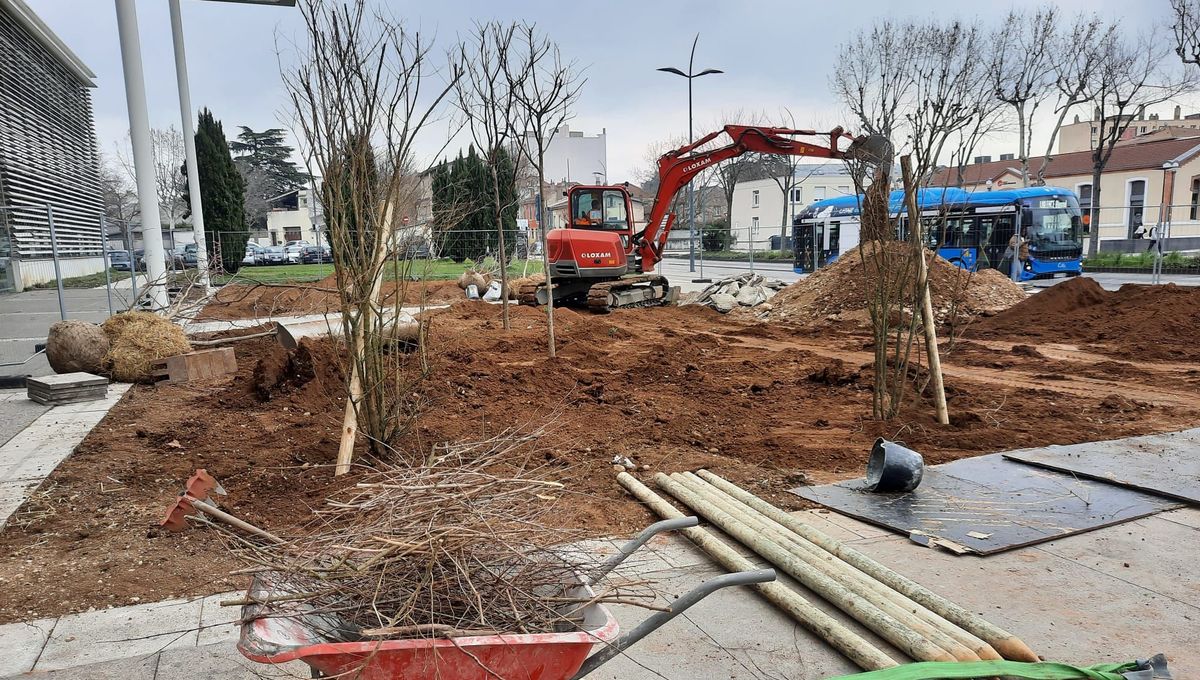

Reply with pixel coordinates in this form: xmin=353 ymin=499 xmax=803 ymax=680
xmin=1022 ymin=196 xmax=1082 ymax=248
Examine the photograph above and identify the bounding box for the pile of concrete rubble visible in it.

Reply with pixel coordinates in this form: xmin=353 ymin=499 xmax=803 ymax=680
xmin=687 ymin=273 xmax=787 ymax=313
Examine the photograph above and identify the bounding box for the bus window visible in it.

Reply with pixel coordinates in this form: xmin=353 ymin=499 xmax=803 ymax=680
xmin=978 ymin=215 xmax=1014 ymax=271
xmin=828 ymin=222 xmax=840 ymax=255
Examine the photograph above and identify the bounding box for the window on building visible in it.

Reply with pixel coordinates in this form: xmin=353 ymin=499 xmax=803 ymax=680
xmin=791 ymin=188 xmax=802 ymax=203
xmin=1128 ymin=180 xmax=1146 ymax=237
xmin=813 ymin=187 xmax=827 ymax=201
xmin=751 ymin=216 xmax=760 ymax=233
xmin=837 ymin=185 xmax=850 ymax=195
xmin=1091 ymin=126 xmax=1098 ymax=134
xmin=751 ymin=190 xmax=760 ymax=208
xmin=1191 ymin=177 xmax=1200 ymax=220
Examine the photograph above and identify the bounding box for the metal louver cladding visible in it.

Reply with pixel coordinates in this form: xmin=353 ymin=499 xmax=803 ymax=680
xmin=0 ymin=0 xmax=103 ymax=259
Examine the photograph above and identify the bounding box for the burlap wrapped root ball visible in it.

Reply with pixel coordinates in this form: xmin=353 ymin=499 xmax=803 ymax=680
xmin=101 ymin=311 xmax=192 ymax=383
xmin=457 ymin=270 xmax=488 ymax=291
xmin=46 ymin=320 xmax=110 ymax=374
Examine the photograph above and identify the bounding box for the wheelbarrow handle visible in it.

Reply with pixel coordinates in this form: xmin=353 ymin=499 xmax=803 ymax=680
xmin=571 ymin=568 xmax=776 ymax=679
xmin=589 ymin=517 xmax=699 ymax=584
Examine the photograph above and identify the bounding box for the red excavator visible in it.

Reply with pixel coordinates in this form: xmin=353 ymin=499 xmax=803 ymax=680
xmin=519 ymin=124 xmax=884 ymax=312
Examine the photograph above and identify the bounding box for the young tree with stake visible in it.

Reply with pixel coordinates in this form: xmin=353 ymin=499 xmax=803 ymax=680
xmin=455 ymin=21 xmax=528 ymax=331
xmin=511 ymin=22 xmax=584 ymax=358
xmin=285 ymin=0 xmax=461 ymax=474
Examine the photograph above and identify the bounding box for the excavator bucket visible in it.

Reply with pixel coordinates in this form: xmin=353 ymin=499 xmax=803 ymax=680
xmin=845 ymin=134 xmax=893 ymax=165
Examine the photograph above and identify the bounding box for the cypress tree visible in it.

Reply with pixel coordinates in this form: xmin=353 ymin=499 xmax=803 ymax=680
xmin=184 ymin=108 xmax=247 ymax=272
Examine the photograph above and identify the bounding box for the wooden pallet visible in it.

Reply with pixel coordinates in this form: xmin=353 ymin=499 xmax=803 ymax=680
xmin=152 ymin=347 xmax=238 ymax=384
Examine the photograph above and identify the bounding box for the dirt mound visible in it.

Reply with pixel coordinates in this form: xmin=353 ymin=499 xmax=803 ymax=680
xmin=973 ymin=279 xmax=1200 ymax=361
xmin=199 ymin=276 xmax=467 ymax=321
xmin=767 ymin=242 xmax=1026 ymax=325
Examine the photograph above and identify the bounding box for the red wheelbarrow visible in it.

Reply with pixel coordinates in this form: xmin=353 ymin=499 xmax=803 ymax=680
xmin=237 ymin=517 xmax=775 ymax=679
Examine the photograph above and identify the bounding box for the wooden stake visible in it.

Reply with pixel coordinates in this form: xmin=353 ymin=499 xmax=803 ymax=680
xmin=900 ymin=155 xmax=949 ymax=426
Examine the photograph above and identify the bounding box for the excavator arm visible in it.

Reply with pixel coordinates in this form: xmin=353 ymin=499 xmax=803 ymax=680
xmin=635 ymin=125 xmax=861 ymax=268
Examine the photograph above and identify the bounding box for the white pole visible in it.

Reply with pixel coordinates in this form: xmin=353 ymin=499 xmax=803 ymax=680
xmin=114 ymin=0 xmax=169 ymax=310
xmin=169 ymin=0 xmax=212 ymax=294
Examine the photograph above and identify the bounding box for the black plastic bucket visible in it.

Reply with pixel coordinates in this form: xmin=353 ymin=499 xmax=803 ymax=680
xmin=864 ymin=438 xmax=924 ymax=492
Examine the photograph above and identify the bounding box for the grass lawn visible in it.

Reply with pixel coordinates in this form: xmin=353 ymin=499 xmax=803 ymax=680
xmin=32 ymin=269 xmax=131 ymax=289
xmin=218 ymin=259 xmax=544 ymax=286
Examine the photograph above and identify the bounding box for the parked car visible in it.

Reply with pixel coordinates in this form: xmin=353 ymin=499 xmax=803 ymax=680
xmin=261 ymin=245 xmax=287 ymax=265
xmin=242 ymin=243 xmax=264 ymax=267
xmin=108 ymin=250 xmax=134 ymax=271
xmin=282 ymin=241 xmax=307 ymax=264
xmin=301 ymin=244 xmax=332 ymax=264
xmin=168 ymin=246 xmax=187 ymax=269
xmin=183 ymin=243 xmax=198 ymax=267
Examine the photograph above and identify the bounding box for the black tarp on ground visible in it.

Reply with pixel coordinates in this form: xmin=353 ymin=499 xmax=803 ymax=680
xmin=791 ymin=453 xmax=1180 ymax=555
xmin=1003 ymin=429 xmax=1200 ymax=505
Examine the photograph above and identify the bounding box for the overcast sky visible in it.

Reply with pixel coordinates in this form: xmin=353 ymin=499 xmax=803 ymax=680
xmin=26 ymin=0 xmax=1181 ymax=183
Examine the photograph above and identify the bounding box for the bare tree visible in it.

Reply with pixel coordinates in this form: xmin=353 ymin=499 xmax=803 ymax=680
xmin=284 ymin=0 xmax=461 ymax=474
xmin=990 ymin=7 xmax=1059 ymax=187
xmin=117 ymin=127 xmax=187 ymax=232
xmin=1032 ymin=15 xmax=1115 ymax=186
xmin=833 ymin=19 xmax=916 ymax=144
xmin=455 ymin=21 xmax=528 ymax=331
xmin=99 ymin=153 xmax=139 ymax=226
xmin=907 ymin=21 xmax=1004 ymax=183
xmin=511 ymin=22 xmax=584 ymax=358
xmin=1081 ymin=28 xmax=1197 ymax=256
xmin=1172 ymin=0 xmax=1200 ymax=68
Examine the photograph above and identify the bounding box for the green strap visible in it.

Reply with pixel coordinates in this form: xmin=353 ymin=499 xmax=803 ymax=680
xmin=829 ymin=659 xmax=1141 ymax=680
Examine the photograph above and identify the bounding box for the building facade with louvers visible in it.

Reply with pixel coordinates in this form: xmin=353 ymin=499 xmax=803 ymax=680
xmin=0 ymin=0 xmax=104 ymax=291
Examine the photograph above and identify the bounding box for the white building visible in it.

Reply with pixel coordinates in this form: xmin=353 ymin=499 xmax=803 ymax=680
xmin=729 ymin=164 xmax=855 ymax=251
xmin=521 ymin=125 xmax=607 ymax=184
xmin=264 ymin=182 xmax=323 ymax=246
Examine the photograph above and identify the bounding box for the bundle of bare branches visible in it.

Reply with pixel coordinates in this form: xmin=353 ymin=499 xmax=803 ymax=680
xmin=218 ymin=431 xmax=648 ymax=641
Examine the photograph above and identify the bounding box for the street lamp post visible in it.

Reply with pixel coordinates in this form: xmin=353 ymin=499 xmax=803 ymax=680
xmin=114 ymin=0 xmax=169 ymax=310
xmin=658 ymin=35 xmax=722 ymax=277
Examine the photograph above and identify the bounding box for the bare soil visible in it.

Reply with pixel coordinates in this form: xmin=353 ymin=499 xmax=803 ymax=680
xmin=972 ymin=277 xmax=1200 ymax=362
xmin=196 ymin=275 xmax=466 ymax=321
xmin=1 ymin=298 xmax=1198 ymax=624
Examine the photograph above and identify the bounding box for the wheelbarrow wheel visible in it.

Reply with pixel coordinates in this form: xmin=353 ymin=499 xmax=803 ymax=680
xmin=311 ymin=670 xmax=325 ymax=678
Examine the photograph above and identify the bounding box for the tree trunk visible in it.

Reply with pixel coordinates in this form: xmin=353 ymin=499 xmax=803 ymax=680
xmin=1088 ymin=163 xmax=1103 ymax=257
xmin=490 ymin=159 xmax=511 ymax=330
xmin=537 ymin=148 xmax=555 ymax=358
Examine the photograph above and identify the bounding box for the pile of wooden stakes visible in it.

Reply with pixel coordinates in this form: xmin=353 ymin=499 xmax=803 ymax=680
xmin=618 ymin=470 xmax=1039 ymax=671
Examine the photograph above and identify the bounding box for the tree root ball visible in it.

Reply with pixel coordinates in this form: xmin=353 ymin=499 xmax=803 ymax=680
xmin=46 ymin=321 xmax=110 ymax=374
xmin=457 ymin=271 xmax=488 ymax=291
xmin=101 ymin=312 xmax=192 ymax=383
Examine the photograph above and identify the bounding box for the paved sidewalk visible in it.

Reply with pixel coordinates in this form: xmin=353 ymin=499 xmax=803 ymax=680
xmin=0 ymin=385 xmax=130 ymax=528
xmin=2 ymin=504 xmax=1194 ymax=679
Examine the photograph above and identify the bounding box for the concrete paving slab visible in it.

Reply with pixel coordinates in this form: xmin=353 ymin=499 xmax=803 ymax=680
xmin=196 ymin=593 xmax=240 ymax=647
xmin=790 ymin=508 xmax=874 ymax=543
xmin=0 ymin=479 xmax=44 ymax=526
xmin=36 ymin=598 xmax=202 ymax=672
xmin=0 ymin=617 xmax=55 ymax=676
xmin=850 ymin=534 xmax=1200 ymax=674
xmin=1034 ymin=515 xmax=1200 ymax=608
xmin=0 ymin=394 xmax=49 ymax=449
xmin=154 ymin=643 xmax=308 ymax=679
xmin=1160 ymin=507 xmax=1200 ymax=530
xmin=15 ymin=653 xmax=157 ymax=679
xmin=807 ymin=508 xmax=892 ymax=541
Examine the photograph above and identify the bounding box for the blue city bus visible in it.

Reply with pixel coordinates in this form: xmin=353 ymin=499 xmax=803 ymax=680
xmin=792 ymin=186 xmax=1085 ymax=281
